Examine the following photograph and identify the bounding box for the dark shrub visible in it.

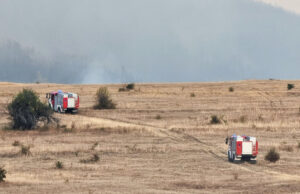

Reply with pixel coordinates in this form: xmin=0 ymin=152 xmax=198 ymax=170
xmin=55 ymin=161 xmax=63 ymax=169
xmin=229 ymin=87 xmax=234 ymax=92
xmin=155 ymin=114 xmax=162 ymax=120
xmin=94 ymin=87 xmax=116 ymax=109
xmin=233 ymin=172 xmax=238 ymax=180
xmin=118 ymin=87 xmax=126 ymax=92
xmin=80 ymin=154 xmax=100 ymax=163
xmin=210 ymin=115 xmax=221 ymax=124
xmin=12 ymin=140 xmax=21 ymax=147
xmin=265 ymin=147 xmax=280 ymax=163
xmin=92 ymin=154 xmax=100 ymax=162
xmin=91 ymin=142 xmax=98 ymax=150
xmin=190 ymin=93 xmax=196 ymax=97
xmin=126 ymin=83 xmax=135 ymax=90
xmin=287 ymin=84 xmax=295 ymax=90
xmin=20 ymin=145 xmax=31 ymax=156
xmin=258 ymin=114 xmax=264 ymax=121
xmin=239 ymin=115 xmax=247 ymax=123
xmin=0 ymin=167 xmax=6 ymax=182
xmin=8 ymin=89 xmax=53 ymax=130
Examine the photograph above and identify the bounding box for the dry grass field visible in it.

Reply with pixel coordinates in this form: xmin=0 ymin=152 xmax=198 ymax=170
xmin=0 ymin=80 xmax=300 ymax=193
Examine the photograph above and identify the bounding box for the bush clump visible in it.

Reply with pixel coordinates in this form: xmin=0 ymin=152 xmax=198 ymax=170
xmin=118 ymin=87 xmax=127 ymax=92
xmin=155 ymin=114 xmax=162 ymax=120
xmin=94 ymin=87 xmax=116 ymax=109
xmin=229 ymin=87 xmax=234 ymax=92
xmin=239 ymin=115 xmax=247 ymax=123
xmin=12 ymin=140 xmax=21 ymax=147
xmin=20 ymin=145 xmax=31 ymax=156
xmin=210 ymin=115 xmax=221 ymax=124
xmin=55 ymin=161 xmax=64 ymax=169
xmin=265 ymin=147 xmax=280 ymax=163
xmin=0 ymin=167 xmax=6 ymax=182
xmin=8 ymin=89 xmax=53 ymax=130
xmin=287 ymin=83 xmax=295 ymax=90
xmin=126 ymin=83 xmax=135 ymax=90
xmin=80 ymin=154 xmax=100 ymax=163
xmin=190 ymin=93 xmax=196 ymax=97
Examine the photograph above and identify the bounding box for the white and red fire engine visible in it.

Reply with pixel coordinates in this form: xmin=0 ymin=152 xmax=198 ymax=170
xmin=226 ymin=134 xmax=258 ymax=162
xmin=46 ymin=90 xmax=79 ymax=113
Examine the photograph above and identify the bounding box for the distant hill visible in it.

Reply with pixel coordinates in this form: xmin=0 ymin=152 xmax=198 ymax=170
xmin=0 ymin=0 xmax=300 ymax=83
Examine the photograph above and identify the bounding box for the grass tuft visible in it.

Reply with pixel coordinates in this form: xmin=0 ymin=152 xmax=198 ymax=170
xmin=210 ymin=115 xmax=221 ymax=124
xmin=80 ymin=154 xmax=100 ymax=163
xmin=155 ymin=114 xmax=162 ymax=120
xmin=12 ymin=140 xmax=21 ymax=147
xmin=233 ymin=172 xmax=238 ymax=180
xmin=239 ymin=115 xmax=247 ymax=123
xmin=91 ymin=142 xmax=98 ymax=150
xmin=280 ymin=145 xmax=294 ymax=152
xmin=55 ymin=161 xmax=64 ymax=169
xmin=0 ymin=167 xmax=6 ymax=182
xmin=20 ymin=145 xmax=31 ymax=156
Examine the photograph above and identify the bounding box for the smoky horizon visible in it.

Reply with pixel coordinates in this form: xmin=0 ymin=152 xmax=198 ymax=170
xmin=1 ymin=0 xmax=300 ymax=84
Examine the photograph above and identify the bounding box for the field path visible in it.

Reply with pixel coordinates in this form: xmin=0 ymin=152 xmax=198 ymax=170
xmin=59 ymin=113 xmax=300 ymax=183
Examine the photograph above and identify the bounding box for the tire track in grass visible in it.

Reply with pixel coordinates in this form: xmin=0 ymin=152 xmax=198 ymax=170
xmin=59 ymin=113 xmax=300 ymax=182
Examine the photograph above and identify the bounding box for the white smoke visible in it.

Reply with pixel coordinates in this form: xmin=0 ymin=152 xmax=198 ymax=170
xmin=1 ymin=0 xmax=300 ymax=83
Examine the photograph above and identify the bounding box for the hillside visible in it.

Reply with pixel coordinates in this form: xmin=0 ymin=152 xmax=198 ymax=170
xmin=0 ymin=80 xmax=299 ymax=193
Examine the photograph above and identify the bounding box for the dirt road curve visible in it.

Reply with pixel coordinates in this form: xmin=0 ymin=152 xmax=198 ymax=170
xmin=60 ymin=113 xmax=300 ymax=183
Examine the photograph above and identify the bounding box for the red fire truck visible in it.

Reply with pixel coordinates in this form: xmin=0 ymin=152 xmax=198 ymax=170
xmin=46 ymin=90 xmax=79 ymax=113
xmin=226 ymin=134 xmax=258 ymax=162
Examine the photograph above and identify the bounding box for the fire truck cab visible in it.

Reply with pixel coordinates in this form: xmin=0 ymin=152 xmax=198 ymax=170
xmin=46 ymin=90 xmax=79 ymax=113
xmin=226 ymin=134 xmax=258 ymax=162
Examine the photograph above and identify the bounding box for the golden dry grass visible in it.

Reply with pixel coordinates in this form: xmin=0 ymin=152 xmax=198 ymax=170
xmin=0 ymin=80 xmax=300 ymax=193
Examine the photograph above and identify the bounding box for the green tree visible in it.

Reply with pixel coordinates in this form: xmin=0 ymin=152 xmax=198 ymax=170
xmin=8 ymin=89 xmax=53 ymax=130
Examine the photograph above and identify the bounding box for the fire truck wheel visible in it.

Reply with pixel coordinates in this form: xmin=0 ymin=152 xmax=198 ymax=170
xmin=228 ymin=151 xmax=232 ymax=162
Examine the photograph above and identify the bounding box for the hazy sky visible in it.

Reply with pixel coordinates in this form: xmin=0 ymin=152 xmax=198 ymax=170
xmin=257 ymin=0 xmax=300 ymax=14
xmin=0 ymin=0 xmax=300 ymax=83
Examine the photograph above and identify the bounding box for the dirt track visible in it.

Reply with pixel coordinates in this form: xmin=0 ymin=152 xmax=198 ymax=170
xmin=61 ymin=113 xmax=300 ymax=181
xmin=0 ymin=81 xmax=300 ymax=193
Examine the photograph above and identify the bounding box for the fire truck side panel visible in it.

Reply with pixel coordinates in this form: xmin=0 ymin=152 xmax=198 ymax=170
xmin=76 ymin=96 xmax=79 ymax=108
xmin=236 ymin=141 xmax=242 ymax=156
xmin=63 ymin=97 xmax=68 ymax=109
xmin=253 ymin=141 xmax=258 ymax=156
